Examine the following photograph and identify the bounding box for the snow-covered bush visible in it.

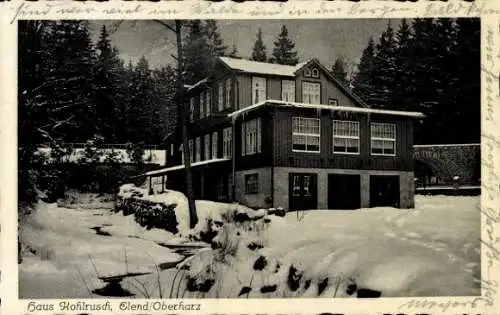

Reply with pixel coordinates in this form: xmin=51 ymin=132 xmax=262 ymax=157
xmin=116 ymin=184 xmax=179 ymax=233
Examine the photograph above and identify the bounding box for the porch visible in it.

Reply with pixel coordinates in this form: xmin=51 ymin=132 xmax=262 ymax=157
xmin=143 ymin=158 xmax=232 ymax=201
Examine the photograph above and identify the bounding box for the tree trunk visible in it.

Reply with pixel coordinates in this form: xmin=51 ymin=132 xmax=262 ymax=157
xmin=175 ymin=20 xmax=198 ymax=228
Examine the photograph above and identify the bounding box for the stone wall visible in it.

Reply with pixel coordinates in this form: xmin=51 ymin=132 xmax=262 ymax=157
xmin=235 ymin=167 xmax=273 ymax=208
xmin=413 ymin=144 xmax=480 ymax=185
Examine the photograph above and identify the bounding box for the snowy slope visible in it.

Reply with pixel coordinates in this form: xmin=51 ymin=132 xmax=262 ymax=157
xmin=18 ymin=194 xmax=480 ymax=298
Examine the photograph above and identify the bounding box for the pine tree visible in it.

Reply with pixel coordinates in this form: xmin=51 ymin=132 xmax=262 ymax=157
xmin=94 ymin=25 xmax=127 ymax=143
xmin=391 ymin=19 xmax=414 ymax=111
xmin=183 ymin=20 xmax=212 ymax=84
xmin=371 ymin=22 xmax=397 ymax=109
xmin=204 ymin=20 xmax=227 ymax=58
xmin=270 ymin=25 xmax=299 ymax=65
xmin=18 ymin=20 xmax=97 ymax=203
xmin=251 ymin=28 xmax=267 ymax=62
xmin=228 ymin=44 xmax=242 ymax=59
xmin=351 ymin=36 xmax=377 ymax=105
xmin=332 ymin=57 xmax=349 ymax=87
xmin=454 ymin=18 xmax=480 ymax=144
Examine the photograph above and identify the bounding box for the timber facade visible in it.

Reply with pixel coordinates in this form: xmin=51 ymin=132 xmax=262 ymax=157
xmin=147 ymin=56 xmax=424 ymax=210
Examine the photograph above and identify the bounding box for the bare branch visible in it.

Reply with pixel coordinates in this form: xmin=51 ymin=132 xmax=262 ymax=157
xmin=153 ymin=20 xmax=176 ymax=33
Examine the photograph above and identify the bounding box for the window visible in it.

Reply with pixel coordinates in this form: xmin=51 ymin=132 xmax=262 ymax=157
xmin=179 ymin=144 xmax=184 ymax=162
xmin=195 ymin=137 xmax=201 ymax=162
xmin=206 ymin=90 xmax=211 ymax=117
xmin=245 ymin=174 xmax=259 ymax=194
xmin=302 ymin=82 xmax=321 ymax=104
xmin=241 ymin=118 xmax=262 ymax=156
xmin=225 ymin=78 xmax=231 ymax=109
xmin=252 ymin=77 xmax=267 ymax=104
xmin=329 ymin=98 xmax=339 ymax=106
xmin=212 ymin=132 xmax=218 ymax=159
xmin=311 ymin=68 xmax=320 ymax=78
xmin=188 ymin=139 xmax=194 ymax=163
xmin=282 ymin=80 xmax=295 ymax=102
xmin=303 ymin=175 xmax=311 ymax=196
xmin=218 ymin=82 xmax=224 ymax=111
xmin=170 ymin=143 xmax=174 ymax=156
xmin=292 ymin=175 xmax=301 ymax=196
xmin=333 ymin=120 xmax=360 ymax=154
xmin=304 ymin=68 xmax=312 ymax=77
xmin=200 ymin=92 xmax=205 ymax=119
xmin=292 ymin=117 xmax=320 ymax=153
xmin=204 ymin=134 xmax=210 ymax=161
xmin=223 ymin=127 xmax=232 ymax=158
xmin=189 ymin=97 xmax=195 ymax=122
xmin=371 ymin=122 xmax=396 ymax=156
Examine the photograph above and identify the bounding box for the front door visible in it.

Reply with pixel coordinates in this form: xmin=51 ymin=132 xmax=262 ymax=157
xmin=289 ymin=173 xmax=317 ymax=211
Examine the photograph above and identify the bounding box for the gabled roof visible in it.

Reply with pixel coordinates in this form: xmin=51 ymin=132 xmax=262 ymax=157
xmin=218 ymin=57 xmax=308 ymax=77
xmin=219 ymin=57 xmax=369 ymax=108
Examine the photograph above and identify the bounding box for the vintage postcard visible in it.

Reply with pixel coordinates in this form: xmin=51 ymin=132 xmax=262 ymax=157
xmin=1 ymin=0 xmax=499 ymax=314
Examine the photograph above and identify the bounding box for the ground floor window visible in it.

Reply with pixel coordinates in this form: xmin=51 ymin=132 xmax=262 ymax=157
xmin=245 ymin=173 xmax=259 ymax=194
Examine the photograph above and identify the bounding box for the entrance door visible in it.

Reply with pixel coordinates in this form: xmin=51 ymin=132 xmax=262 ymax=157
xmin=328 ymin=174 xmax=361 ymax=210
xmin=289 ymin=173 xmax=317 ymax=211
xmin=370 ymin=175 xmax=400 ymax=208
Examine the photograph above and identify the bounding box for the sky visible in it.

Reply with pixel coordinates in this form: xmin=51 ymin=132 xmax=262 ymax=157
xmin=89 ymin=19 xmax=393 ymax=75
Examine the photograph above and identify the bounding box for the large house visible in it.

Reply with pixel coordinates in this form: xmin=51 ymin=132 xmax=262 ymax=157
xmin=145 ymin=56 xmax=425 ymax=210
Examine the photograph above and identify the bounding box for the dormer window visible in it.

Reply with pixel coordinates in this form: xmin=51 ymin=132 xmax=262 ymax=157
xmin=311 ymin=68 xmax=320 ymax=78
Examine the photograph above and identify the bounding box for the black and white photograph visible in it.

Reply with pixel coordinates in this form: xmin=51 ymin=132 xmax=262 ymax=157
xmin=17 ymin=18 xmax=481 ymax=300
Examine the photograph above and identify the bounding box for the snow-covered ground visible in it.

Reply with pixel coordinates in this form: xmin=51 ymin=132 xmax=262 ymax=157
xmin=19 ymin=193 xmax=480 ymax=298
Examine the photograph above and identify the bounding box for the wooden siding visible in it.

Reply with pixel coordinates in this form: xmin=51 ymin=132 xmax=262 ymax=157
xmin=272 ymin=108 xmax=414 ymax=172
xmin=236 ymin=74 xmax=252 ymax=110
xmin=295 ymin=65 xmax=356 ymax=106
xmin=267 ymin=77 xmax=282 ymax=100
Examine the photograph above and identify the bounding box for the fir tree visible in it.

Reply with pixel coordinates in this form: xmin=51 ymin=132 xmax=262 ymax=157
xmin=251 ymin=28 xmax=267 ymax=62
xmin=270 ymin=25 xmax=299 ymax=65
xmin=228 ymin=44 xmax=242 ymax=59
xmin=351 ymin=36 xmax=377 ymax=105
xmin=94 ymin=24 xmax=127 ymax=142
xmin=454 ymin=18 xmax=480 ymax=143
xmin=371 ymin=22 xmax=397 ymax=109
xmin=391 ymin=19 xmax=414 ymax=111
xmin=332 ymin=57 xmax=349 ymax=87
xmin=204 ymin=20 xmax=227 ymax=58
xmin=183 ymin=20 xmax=212 ymax=84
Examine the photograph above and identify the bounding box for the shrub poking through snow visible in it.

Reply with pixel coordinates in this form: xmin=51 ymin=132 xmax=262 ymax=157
xmin=116 ymin=184 xmax=179 ymax=233
xmin=287 ymin=264 xmax=303 ymax=292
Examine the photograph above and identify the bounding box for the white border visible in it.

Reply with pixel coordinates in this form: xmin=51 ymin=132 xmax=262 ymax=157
xmin=1 ymin=1 xmax=500 ymax=314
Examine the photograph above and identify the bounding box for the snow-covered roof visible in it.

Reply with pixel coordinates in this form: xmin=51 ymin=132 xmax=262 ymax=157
xmin=144 ymin=158 xmax=230 ymax=176
xmin=228 ymin=100 xmax=426 ymax=119
xmin=187 ymin=77 xmax=209 ymax=91
xmin=219 ymin=57 xmax=308 ymax=77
